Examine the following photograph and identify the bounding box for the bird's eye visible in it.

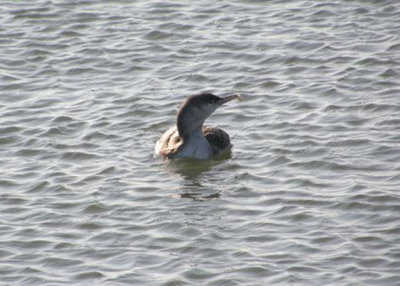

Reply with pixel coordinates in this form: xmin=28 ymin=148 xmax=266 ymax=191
xmin=208 ymin=99 xmax=214 ymax=105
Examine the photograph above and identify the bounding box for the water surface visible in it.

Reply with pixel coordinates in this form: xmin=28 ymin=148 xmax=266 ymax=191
xmin=1 ymin=0 xmax=400 ymax=285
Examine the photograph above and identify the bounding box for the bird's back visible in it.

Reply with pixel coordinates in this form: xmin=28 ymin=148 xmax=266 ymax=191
xmin=202 ymin=126 xmax=232 ymax=156
xmin=154 ymin=126 xmax=232 ymax=159
xmin=154 ymin=126 xmax=181 ymax=159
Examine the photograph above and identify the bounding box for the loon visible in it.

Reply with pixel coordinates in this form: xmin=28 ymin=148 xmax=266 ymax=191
xmin=154 ymin=92 xmax=241 ymax=160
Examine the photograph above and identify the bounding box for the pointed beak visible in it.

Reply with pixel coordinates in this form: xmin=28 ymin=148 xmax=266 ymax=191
xmin=219 ymin=94 xmax=242 ymax=105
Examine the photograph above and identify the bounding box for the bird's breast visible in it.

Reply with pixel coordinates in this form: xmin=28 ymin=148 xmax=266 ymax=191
xmin=174 ymin=133 xmax=213 ymax=160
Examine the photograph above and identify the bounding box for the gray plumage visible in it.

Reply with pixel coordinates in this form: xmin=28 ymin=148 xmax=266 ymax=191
xmin=154 ymin=92 xmax=239 ymax=160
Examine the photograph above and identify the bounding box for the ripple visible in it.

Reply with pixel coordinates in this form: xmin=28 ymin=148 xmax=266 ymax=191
xmin=1 ymin=0 xmax=400 ymax=285
xmin=61 ymin=151 xmax=99 ymax=161
xmin=74 ymin=271 xmax=105 ymax=280
xmin=0 ymin=135 xmax=19 ymax=146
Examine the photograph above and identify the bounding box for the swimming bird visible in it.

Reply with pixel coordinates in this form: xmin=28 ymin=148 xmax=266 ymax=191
xmin=154 ymin=92 xmax=241 ymax=160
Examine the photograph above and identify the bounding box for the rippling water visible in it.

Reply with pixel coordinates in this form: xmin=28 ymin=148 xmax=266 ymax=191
xmin=1 ymin=0 xmax=400 ymax=285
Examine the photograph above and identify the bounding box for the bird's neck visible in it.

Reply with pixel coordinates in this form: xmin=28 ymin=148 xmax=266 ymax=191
xmin=177 ymin=108 xmax=204 ymax=140
xmin=177 ymin=129 xmax=213 ymax=159
xmin=176 ymin=114 xmax=213 ymax=159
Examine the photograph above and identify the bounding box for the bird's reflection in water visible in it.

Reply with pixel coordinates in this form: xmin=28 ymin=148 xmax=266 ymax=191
xmin=179 ymin=189 xmax=221 ymax=201
xmin=163 ymin=152 xmax=231 ymax=200
xmin=163 ymin=151 xmax=231 ymax=180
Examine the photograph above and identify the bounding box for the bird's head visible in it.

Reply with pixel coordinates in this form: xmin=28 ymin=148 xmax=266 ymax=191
xmin=177 ymin=92 xmax=240 ymax=139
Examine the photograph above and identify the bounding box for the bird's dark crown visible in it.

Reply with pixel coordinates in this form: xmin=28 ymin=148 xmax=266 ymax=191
xmin=184 ymin=92 xmax=222 ymax=107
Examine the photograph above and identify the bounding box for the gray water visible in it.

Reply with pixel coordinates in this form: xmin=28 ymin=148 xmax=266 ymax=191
xmin=1 ymin=0 xmax=400 ymax=285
